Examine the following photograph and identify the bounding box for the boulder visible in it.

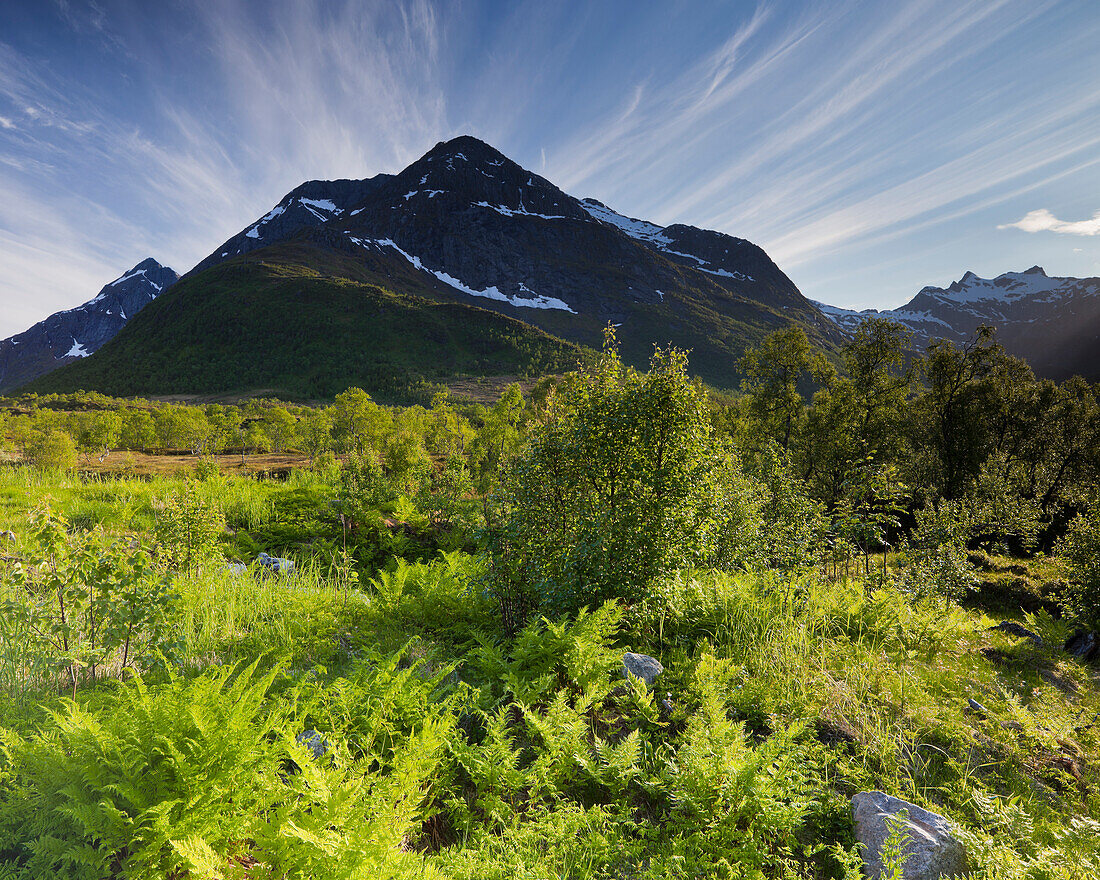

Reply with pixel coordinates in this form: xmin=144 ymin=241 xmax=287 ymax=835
xmin=296 ymin=729 xmax=330 ymax=760
xmin=851 ymin=791 xmax=969 ymax=880
xmin=1064 ymin=630 xmax=1098 ymax=662
xmin=224 ymin=562 xmax=247 ymax=576
xmin=990 ymin=620 xmax=1042 ymax=644
xmin=621 ymin=652 xmax=663 ymax=688
xmin=257 ymin=552 xmax=295 ymax=575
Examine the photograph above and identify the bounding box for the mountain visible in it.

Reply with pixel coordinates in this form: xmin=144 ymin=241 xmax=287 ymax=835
xmin=0 ymin=258 xmax=178 ymax=394
xmin=30 ymin=136 xmax=841 ymax=401
xmin=814 ymin=267 xmax=1100 ymax=380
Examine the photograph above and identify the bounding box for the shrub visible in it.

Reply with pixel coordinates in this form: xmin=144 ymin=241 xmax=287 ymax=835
xmin=1057 ymin=504 xmax=1100 ymax=623
xmin=0 ymin=506 xmax=176 ymax=696
xmin=895 ymin=500 xmax=977 ymax=601
xmin=153 ymin=490 xmax=225 ymax=572
xmin=493 ymin=331 xmax=755 ymax=619
xmin=24 ymin=430 xmax=77 ymax=472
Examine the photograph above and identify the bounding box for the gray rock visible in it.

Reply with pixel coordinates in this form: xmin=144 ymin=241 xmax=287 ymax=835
xmin=852 ymin=791 xmax=969 ymax=880
xmin=224 ymin=562 xmax=247 ymax=576
xmin=1064 ymin=630 xmax=1098 ymax=662
xmin=991 ymin=620 xmax=1042 ymax=644
xmin=0 ymin=530 xmax=15 ymax=542
xmin=296 ymin=729 xmax=329 ymax=760
xmin=257 ymin=552 xmax=295 ymax=575
xmin=621 ymin=652 xmax=663 ymax=687
xmin=966 ymin=697 xmax=988 ymax=716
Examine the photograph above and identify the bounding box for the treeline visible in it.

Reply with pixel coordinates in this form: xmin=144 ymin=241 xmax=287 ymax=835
xmin=724 ymin=320 xmax=1100 ymax=552
xmin=0 ymin=384 xmax=550 ymax=488
xmin=4 ymin=317 xmax=1098 ymax=561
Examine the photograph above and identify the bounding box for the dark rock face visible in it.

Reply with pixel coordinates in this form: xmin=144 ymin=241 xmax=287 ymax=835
xmin=0 ymin=258 xmax=177 ymax=393
xmin=815 ymin=267 xmax=1100 ymax=380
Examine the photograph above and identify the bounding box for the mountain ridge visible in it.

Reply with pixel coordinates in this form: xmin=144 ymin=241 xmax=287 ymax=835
xmin=814 ymin=266 xmax=1100 ymax=380
xmin=30 ymin=136 xmax=842 ymax=399
xmin=0 ymin=258 xmax=178 ymax=393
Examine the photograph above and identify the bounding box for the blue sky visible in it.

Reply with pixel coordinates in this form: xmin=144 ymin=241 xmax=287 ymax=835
xmin=1 ymin=0 xmax=1098 ymax=337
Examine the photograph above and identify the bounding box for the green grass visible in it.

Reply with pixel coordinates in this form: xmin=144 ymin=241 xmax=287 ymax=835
xmin=0 ymin=468 xmax=1097 ymax=878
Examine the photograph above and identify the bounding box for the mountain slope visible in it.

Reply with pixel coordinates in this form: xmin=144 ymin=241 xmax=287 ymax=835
xmin=29 ymin=250 xmax=583 ymax=401
xmin=0 ymin=258 xmax=178 ymax=393
xmin=815 ymin=267 xmax=1100 ymax=380
xmin=32 ymin=136 xmax=841 ymax=399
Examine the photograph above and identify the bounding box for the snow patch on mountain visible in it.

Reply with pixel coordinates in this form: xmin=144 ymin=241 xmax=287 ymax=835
xmin=108 ymin=268 xmax=147 ymax=287
xmin=347 ymin=234 xmax=576 ymax=313
xmin=245 ymin=204 xmax=287 ymax=239
xmin=63 ymin=339 xmax=89 ymax=358
xmin=475 ymin=201 xmax=567 ymax=220
xmin=299 ymin=198 xmax=339 ymax=214
xmin=580 ymin=199 xmax=670 ymax=244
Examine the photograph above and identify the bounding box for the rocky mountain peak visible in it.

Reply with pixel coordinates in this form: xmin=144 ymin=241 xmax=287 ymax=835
xmin=385 ymin=135 xmax=580 ymax=220
xmin=0 ymin=256 xmax=177 ymax=392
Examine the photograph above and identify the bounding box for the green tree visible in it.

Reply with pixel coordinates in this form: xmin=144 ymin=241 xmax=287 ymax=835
xmin=494 ymin=331 xmax=751 ymax=620
xmin=468 ymin=383 xmax=528 ymax=493
xmin=300 ymin=407 xmax=334 ymax=464
xmin=119 ymin=409 xmax=157 ymax=452
xmin=803 ymin=318 xmax=914 ymax=504
xmin=74 ymin=410 xmax=122 ymax=462
xmin=738 ymin=326 xmax=833 ymax=453
xmin=261 ymin=406 xmax=297 ymax=454
xmin=332 ymin=387 xmax=391 ymax=456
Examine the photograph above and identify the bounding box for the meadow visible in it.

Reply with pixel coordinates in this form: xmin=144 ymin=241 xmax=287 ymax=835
xmin=0 ymin=321 xmax=1098 ymax=879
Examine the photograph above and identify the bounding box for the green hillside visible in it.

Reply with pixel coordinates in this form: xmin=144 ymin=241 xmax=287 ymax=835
xmin=30 ymin=252 xmax=585 ymax=403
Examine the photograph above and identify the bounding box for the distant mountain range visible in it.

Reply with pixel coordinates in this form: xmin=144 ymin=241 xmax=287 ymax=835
xmin=29 ymin=136 xmax=841 ymax=401
xmin=814 ymin=267 xmax=1100 ymax=380
xmin=0 ymin=258 xmax=177 ymax=393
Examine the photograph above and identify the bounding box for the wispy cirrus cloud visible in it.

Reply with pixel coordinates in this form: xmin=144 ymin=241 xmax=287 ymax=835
xmin=999 ymin=209 xmax=1100 ymax=236
xmin=1 ymin=0 xmax=1099 ymax=332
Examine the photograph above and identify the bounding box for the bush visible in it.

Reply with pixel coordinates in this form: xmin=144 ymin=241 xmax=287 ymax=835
xmin=0 ymin=506 xmax=176 ymax=696
xmin=895 ymin=500 xmax=977 ymax=601
xmin=1057 ymin=505 xmax=1100 ymax=623
xmin=153 ymin=491 xmax=225 ymax=572
xmin=24 ymin=430 xmax=77 ymax=471
xmin=493 ymin=332 xmax=756 ymax=620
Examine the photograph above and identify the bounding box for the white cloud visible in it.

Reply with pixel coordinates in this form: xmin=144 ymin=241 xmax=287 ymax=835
xmin=998 ymin=209 xmax=1100 ymax=236
xmin=0 ymin=116 xmax=13 ymax=130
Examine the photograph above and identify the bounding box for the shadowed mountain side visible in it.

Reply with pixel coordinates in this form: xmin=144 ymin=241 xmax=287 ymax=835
xmin=28 ymin=251 xmax=583 ymax=402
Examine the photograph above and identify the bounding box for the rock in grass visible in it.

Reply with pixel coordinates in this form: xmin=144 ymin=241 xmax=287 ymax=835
xmin=852 ymin=791 xmax=969 ymax=880
xmin=621 ymin=652 xmax=663 ymax=687
xmin=257 ymin=552 xmax=295 ymax=575
xmin=0 ymin=530 xmax=15 ymax=542
xmin=224 ymin=562 xmax=247 ymax=576
xmin=991 ymin=620 xmax=1042 ymax=644
xmin=1064 ymin=630 xmax=1098 ymax=662
xmin=296 ymin=729 xmax=330 ymax=760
